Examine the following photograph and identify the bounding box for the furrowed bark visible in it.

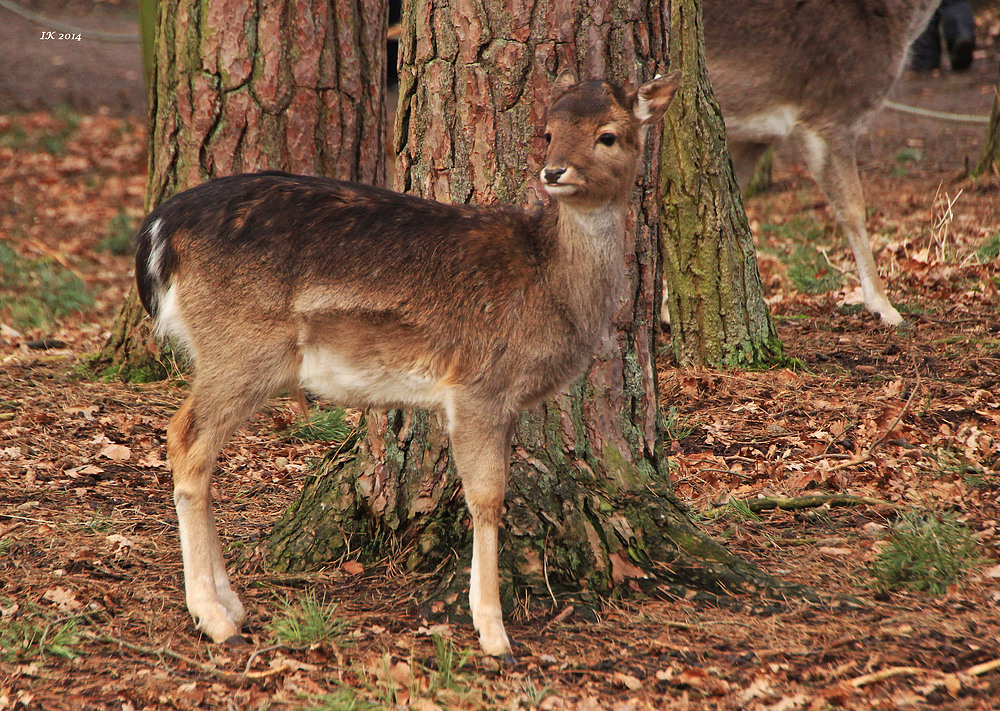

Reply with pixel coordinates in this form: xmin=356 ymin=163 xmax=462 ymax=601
xmin=268 ymin=0 xmax=800 ymax=622
xmin=973 ymin=61 xmax=1000 ymax=179
xmin=658 ymin=0 xmax=783 ymax=368
xmin=95 ymin=0 xmax=387 ymax=379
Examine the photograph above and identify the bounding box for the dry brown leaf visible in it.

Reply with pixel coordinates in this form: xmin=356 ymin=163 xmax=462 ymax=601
xmin=613 ymin=672 xmax=643 ymax=690
xmin=341 ymin=560 xmax=365 ymax=575
xmin=42 ymin=586 xmax=81 ymax=611
xmin=99 ymin=444 xmax=131 ymax=462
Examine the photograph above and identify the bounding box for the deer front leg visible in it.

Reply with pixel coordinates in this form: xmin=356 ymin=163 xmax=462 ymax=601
xmin=448 ymin=406 xmax=514 ymax=657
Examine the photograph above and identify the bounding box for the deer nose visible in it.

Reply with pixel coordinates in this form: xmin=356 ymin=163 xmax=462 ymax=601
xmin=543 ymin=167 xmax=566 ymax=184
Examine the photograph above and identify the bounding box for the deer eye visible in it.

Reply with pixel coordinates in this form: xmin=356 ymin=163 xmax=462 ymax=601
xmin=598 ymin=132 xmax=617 ymax=147
xmin=544 ymin=131 xmax=552 ymax=144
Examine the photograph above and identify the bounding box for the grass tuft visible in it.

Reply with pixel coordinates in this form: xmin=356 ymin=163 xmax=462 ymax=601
xmin=662 ymin=405 xmax=697 ymax=443
xmin=0 ymin=607 xmax=82 ymax=662
xmin=283 ymin=407 xmax=352 ymax=444
xmin=975 ymin=231 xmax=999 ymax=263
xmin=869 ymin=511 xmax=982 ymax=594
xmin=430 ymin=634 xmax=472 ymax=691
xmin=96 ymin=210 xmax=138 ymax=255
xmin=307 ymin=688 xmax=383 ymax=711
xmin=267 ymin=591 xmax=350 ymax=647
xmin=0 ymin=242 xmax=93 ymax=330
xmin=786 ymin=246 xmax=844 ymax=294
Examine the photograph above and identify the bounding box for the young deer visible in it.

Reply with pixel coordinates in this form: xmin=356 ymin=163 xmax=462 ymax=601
xmin=698 ymin=0 xmax=940 ymax=326
xmin=135 ymin=70 xmax=681 ymax=657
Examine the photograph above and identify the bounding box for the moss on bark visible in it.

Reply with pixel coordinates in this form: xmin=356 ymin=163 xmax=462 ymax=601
xmin=658 ymin=0 xmax=783 ymax=368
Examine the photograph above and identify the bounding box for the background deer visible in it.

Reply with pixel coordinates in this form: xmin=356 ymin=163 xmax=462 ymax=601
xmin=699 ymin=0 xmax=941 ymax=326
xmin=135 ymin=71 xmax=681 ymax=657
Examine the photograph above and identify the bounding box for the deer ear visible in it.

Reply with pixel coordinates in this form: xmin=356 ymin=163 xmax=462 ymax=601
xmin=632 ymin=70 xmax=682 ymax=124
xmin=550 ymin=70 xmax=579 ymax=104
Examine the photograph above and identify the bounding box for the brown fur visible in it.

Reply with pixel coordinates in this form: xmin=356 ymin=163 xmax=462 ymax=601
xmin=696 ymin=0 xmax=940 ymax=326
xmin=135 ymin=71 xmax=682 ymax=657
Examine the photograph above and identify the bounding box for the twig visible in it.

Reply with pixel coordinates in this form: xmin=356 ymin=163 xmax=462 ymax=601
xmin=965 ymin=656 xmax=1000 ymax=677
xmin=542 ymin=528 xmax=558 ymax=608
xmin=847 ymin=656 xmax=1000 ymax=689
xmin=827 ymin=365 xmax=921 ymax=473
xmin=86 ymin=631 xmax=242 ymax=681
xmin=242 ymin=643 xmax=302 ymax=677
xmin=817 ymin=247 xmax=858 ymax=280
xmin=849 ymin=666 xmax=930 ymax=687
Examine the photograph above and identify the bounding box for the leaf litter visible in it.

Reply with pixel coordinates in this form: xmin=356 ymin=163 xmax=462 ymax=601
xmin=1 ymin=26 xmax=1000 ymax=711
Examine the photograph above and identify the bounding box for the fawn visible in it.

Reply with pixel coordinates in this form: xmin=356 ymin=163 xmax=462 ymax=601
xmin=697 ymin=0 xmax=941 ymax=326
xmin=136 ymin=70 xmax=681 ymax=657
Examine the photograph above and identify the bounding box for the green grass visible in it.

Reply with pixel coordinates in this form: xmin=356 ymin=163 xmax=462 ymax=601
xmin=283 ymin=407 xmax=352 ymax=444
xmin=0 ymin=242 xmax=93 ymax=330
xmin=0 ymin=605 xmax=83 ymax=662
xmin=757 ymin=217 xmax=827 ymax=254
xmin=266 ymin=591 xmax=350 ymax=647
xmin=976 ymin=231 xmax=999 ymax=262
xmin=661 ymin=405 xmax=697 ymax=443
xmin=0 ymin=104 xmax=82 ymax=155
xmin=429 ymin=634 xmax=472 ymax=691
xmin=308 ymin=689 xmax=384 ymax=711
xmin=96 ymin=210 xmax=138 ymax=255
xmin=785 ymin=245 xmax=844 ymax=294
xmin=869 ymin=511 xmax=982 ymax=595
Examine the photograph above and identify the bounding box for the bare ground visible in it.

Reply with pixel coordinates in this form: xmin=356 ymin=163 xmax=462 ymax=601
xmin=1 ymin=5 xmax=1000 ymax=711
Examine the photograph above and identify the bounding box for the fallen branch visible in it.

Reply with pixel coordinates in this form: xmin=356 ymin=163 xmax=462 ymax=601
xmin=847 ymin=655 xmax=1000 ymax=689
xmin=849 ymin=666 xmax=931 ymax=687
xmin=965 ymin=656 xmax=1000 ymax=678
xmin=704 ymin=494 xmax=903 ymax=519
xmin=744 ymin=495 xmax=903 ymax=513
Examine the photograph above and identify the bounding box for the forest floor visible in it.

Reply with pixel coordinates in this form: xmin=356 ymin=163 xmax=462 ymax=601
xmin=2 ymin=3 xmax=1000 ymax=710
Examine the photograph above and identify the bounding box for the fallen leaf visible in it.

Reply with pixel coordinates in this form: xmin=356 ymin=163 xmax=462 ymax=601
xmin=341 ymin=560 xmax=364 ymax=575
xmin=613 ymin=672 xmax=643 ymax=690
xmin=64 ymin=405 xmax=99 ymax=420
xmin=609 ymin=552 xmax=648 ymax=583
xmin=99 ymin=444 xmax=131 ymax=462
xmin=819 ymin=547 xmax=853 ymax=556
xmin=42 ymin=586 xmax=82 ymax=611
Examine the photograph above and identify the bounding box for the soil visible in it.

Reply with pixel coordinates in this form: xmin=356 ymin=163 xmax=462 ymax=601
xmin=1 ymin=3 xmax=1000 ymax=710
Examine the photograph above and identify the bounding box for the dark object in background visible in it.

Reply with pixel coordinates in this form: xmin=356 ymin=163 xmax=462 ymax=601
xmin=911 ymin=0 xmax=977 ymax=71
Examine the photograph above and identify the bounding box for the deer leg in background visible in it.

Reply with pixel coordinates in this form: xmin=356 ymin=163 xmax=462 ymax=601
xmin=796 ymin=128 xmax=904 ymax=326
xmin=728 ymin=140 xmax=773 ymax=191
xmin=447 ymin=402 xmax=515 ymax=657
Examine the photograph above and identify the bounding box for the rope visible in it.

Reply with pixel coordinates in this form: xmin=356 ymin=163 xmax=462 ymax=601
xmin=0 ymin=0 xmax=140 ymax=44
xmin=884 ymin=99 xmax=990 ymax=124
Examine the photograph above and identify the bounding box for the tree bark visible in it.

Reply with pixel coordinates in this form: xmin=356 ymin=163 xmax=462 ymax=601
xmin=658 ymin=0 xmax=783 ymax=368
xmin=973 ymin=61 xmax=1000 ymax=179
xmin=94 ymin=0 xmax=388 ymax=379
xmin=268 ymin=0 xmax=791 ymax=621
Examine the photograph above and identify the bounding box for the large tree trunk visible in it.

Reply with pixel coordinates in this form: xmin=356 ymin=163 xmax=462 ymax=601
xmin=658 ymin=0 xmax=783 ymax=367
xmin=94 ymin=0 xmax=388 ymax=379
xmin=268 ymin=0 xmax=789 ymax=622
xmin=973 ymin=61 xmax=1000 ymax=178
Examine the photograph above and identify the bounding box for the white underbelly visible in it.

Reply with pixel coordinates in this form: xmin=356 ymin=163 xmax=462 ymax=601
xmin=725 ymin=104 xmax=800 ymax=142
xmin=298 ymin=346 xmax=449 ymax=410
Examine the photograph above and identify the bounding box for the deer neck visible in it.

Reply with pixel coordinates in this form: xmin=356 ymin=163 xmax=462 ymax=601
xmin=545 ymin=199 xmax=627 ymax=340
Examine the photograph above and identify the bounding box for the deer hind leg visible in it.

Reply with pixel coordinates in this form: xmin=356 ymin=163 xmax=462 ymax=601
xmin=796 ymin=128 xmax=904 ymax=326
xmin=168 ymin=368 xmax=282 ymax=642
xmin=447 ymin=403 xmax=515 ymax=657
xmin=728 ymin=140 xmax=772 ymax=192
